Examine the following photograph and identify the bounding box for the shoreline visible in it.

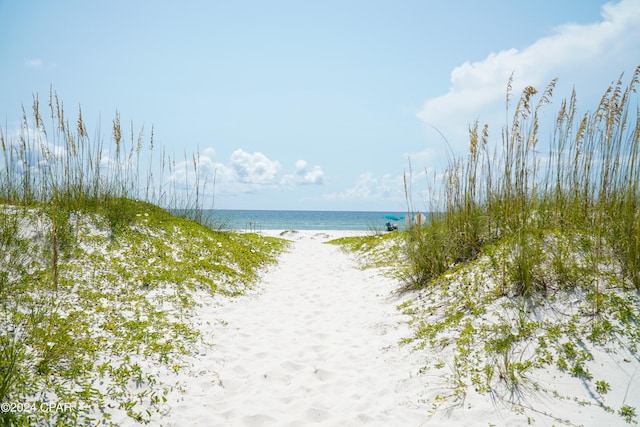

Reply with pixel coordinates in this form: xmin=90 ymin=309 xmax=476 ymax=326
xmin=254 ymin=228 xmax=384 ymax=238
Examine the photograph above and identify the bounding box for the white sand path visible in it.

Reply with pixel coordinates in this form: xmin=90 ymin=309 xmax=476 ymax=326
xmin=153 ymin=230 xmax=640 ymax=427
xmin=161 ymin=230 xmax=432 ymax=426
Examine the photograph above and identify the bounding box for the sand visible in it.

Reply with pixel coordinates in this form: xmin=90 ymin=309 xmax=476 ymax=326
xmin=152 ymin=229 xmax=640 ymax=427
xmin=158 ymin=230 xmax=431 ymax=426
xmin=7 ymin=207 xmax=637 ymax=425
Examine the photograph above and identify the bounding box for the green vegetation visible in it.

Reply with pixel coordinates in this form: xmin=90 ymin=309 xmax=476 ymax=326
xmin=404 ymin=67 xmax=640 ymax=295
xmin=0 ymin=92 xmax=287 ymax=425
xmin=403 ymin=67 xmax=640 ymax=424
xmin=327 ymin=231 xmax=403 ymax=272
xmin=335 ymin=66 xmax=640 ymax=425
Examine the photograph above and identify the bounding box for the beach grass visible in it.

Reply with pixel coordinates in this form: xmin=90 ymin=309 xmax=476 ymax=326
xmin=404 ymin=67 xmax=640 ymax=295
xmin=333 ymin=66 xmax=640 ymax=425
xmin=400 ymin=66 xmax=640 ymax=424
xmin=0 ymin=92 xmax=288 ymax=425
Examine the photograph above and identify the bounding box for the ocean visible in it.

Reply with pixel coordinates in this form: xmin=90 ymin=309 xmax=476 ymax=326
xmin=200 ymin=210 xmax=413 ymax=231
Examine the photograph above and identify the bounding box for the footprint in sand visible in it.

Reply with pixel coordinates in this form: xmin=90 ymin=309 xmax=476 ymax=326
xmin=158 ymin=230 xmax=431 ymax=426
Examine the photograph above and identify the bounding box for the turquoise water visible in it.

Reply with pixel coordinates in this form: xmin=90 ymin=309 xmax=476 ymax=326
xmin=201 ymin=210 xmax=412 ymax=231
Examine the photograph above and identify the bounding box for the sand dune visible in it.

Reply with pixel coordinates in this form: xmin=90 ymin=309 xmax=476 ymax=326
xmin=153 ymin=229 xmax=639 ymax=427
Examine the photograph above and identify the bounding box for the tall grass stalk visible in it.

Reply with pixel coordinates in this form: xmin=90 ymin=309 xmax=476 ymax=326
xmin=405 ymin=66 xmax=640 ymax=296
xmin=0 ymin=90 xmax=220 ymax=422
xmin=0 ymin=90 xmax=212 ymax=222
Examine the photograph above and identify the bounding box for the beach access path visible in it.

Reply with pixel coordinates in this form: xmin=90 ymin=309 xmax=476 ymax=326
xmin=160 ymin=230 xmax=432 ymax=426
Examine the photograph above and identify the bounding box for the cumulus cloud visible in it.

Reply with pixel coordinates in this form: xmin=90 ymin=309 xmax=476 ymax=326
xmin=417 ymin=0 xmax=640 ymax=152
xmin=168 ymin=147 xmax=226 ymax=191
xmin=323 ymin=173 xmax=405 ymax=203
xmin=281 ymin=160 xmax=325 ymax=185
xmin=1 ymin=126 xmax=145 ymax=194
xmin=168 ymin=147 xmax=326 ymax=199
xmin=3 ymin=127 xmax=68 ymax=173
xmin=230 ymin=149 xmax=281 ymax=184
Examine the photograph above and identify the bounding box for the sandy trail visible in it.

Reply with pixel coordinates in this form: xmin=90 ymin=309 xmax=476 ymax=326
xmin=154 ymin=229 xmax=640 ymax=427
xmin=162 ymin=230 xmax=430 ymax=426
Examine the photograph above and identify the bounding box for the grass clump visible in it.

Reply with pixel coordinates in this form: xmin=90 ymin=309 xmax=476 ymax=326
xmin=404 ymin=67 xmax=640 ymax=295
xmin=328 ymin=231 xmax=405 ymax=272
xmin=397 ymin=66 xmax=640 ymax=425
xmin=0 ymin=92 xmax=288 ymax=425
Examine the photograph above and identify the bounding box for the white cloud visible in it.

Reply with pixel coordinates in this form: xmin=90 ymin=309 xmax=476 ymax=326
xmin=281 ymin=159 xmax=325 ymax=185
xmin=25 ymin=58 xmax=44 ymax=68
xmin=417 ymin=0 xmax=640 ymax=154
xmin=2 ymin=126 xmax=143 ymax=193
xmin=323 ymin=172 xmax=406 ymax=203
xmin=230 ymin=149 xmax=281 ymax=184
xmin=3 ymin=126 xmax=67 ymax=173
xmin=168 ymin=149 xmax=225 ymax=190
xmin=167 ymin=148 xmax=326 ymax=199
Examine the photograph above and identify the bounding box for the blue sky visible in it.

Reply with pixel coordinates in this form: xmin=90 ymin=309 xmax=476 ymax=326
xmin=1 ymin=0 xmax=639 ymax=211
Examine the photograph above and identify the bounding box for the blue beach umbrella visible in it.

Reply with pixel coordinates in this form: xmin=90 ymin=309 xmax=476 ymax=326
xmin=383 ymin=214 xmax=400 ymax=221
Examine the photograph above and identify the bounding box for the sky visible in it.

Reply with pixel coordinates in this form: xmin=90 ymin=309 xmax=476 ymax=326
xmin=1 ymin=0 xmax=639 ymax=211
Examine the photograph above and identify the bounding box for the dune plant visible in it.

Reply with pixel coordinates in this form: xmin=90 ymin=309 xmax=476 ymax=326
xmin=0 ymin=90 xmax=217 ymax=227
xmin=0 ymin=91 xmax=286 ymax=425
xmin=404 ymin=66 xmax=640 ymax=296
xmin=397 ymin=66 xmax=640 ymax=424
